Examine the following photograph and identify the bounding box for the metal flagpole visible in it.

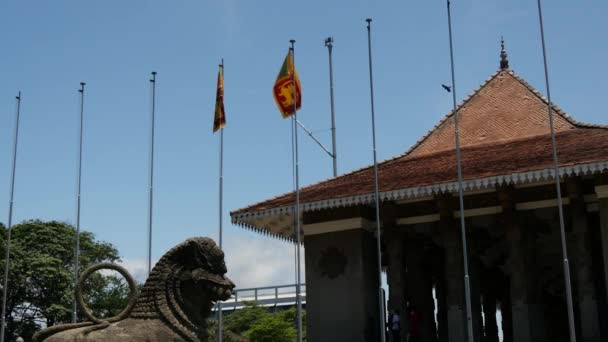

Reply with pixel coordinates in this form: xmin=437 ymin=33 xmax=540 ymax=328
xmin=290 ymin=39 xmax=303 ymax=342
xmin=291 ymin=96 xmax=298 ymax=313
xmin=445 ymin=2 xmax=474 ymax=341
xmin=72 ymin=82 xmax=86 ymax=323
xmin=218 ymin=59 xmax=224 ymax=342
xmin=147 ymin=71 xmax=157 ymax=276
xmin=292 ymin=134 xmax=299 ymax=340
xmin=536 ymin=1 xmax=576 ymax=340
xmin=325 ymin=37 xmax=338 ymax=177
xmin=0 ymin=92 xmax=23 ymax=342
xmin=365 ymin=18 xmax=386 ymax=342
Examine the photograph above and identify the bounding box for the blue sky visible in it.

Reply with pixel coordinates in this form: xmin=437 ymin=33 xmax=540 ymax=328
xmin=0 ymin=1 xmax=607 ymax=287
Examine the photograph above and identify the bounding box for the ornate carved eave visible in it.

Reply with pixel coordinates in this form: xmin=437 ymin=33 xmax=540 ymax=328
xmin=231 ymin=160 xmax=608 ymax=241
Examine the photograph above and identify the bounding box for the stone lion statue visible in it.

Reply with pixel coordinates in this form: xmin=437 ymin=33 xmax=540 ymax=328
xmin=33 ymin=237 xmax=235 ymax=342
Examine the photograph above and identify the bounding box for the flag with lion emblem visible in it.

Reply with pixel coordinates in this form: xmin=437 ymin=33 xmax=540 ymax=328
xmin=273 ymin=49 xmax=302 ymax=118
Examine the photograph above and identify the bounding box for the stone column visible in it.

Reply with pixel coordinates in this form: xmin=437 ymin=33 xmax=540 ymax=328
xmin=436 ymin=252 xmax=449 ymax=342
xmin=596 ymin=184 xmax=608 ymax=302
xmin=500 ymin=280 xmax=513 ymax=342
xmin=499 ymin=189 xmax=545 ymax=342
xmin=404 ymin=239 xmax=437 ymax=342
xmin=568 ymin=181 xmax=601 ymax=342
xmin=437 ymin=197 xmax=466 ymax=342
xmin=470 ymin=260 xmax=483 ymax=342
xmin=304 ymin=225 xmax=380 ymax=342
xmin=481 ymin=268 xmax=502 ymax=342
xmin=482 ymin=292 xmax=499 ymax=342
xmin=386 ymin=230 xmax=406 ymax=342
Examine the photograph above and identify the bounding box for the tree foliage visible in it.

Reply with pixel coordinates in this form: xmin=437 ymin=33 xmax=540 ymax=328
xmin=0 ymin=220 xmax=129 ymax=341
xmin=245 ymin=314 xmax=296 ymax=342
xmin=223 ymin=303 xmax=270 ymax=334
xmin=209 ymin=303 xmax=305 ymax=342
xmin=80 ymin=270 xmax=133 ymax=319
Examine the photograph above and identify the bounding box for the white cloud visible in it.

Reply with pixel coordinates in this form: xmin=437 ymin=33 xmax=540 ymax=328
xmin=119 ymin=258 xmax=153 ymax=284
xmin=119 ymin=236 xmax=305 ymax=290
xmin=223 ymin=235 xmax=305 ymax=289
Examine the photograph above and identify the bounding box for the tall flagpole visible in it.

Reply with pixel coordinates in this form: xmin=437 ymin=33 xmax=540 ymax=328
xmin=147 ymin=71 xmax=157 ymax=276
xmin=72 ymin=82 xmax=86 ymax=323
xmin=536 ymin=1 xmax=576 ymax=340
xmin=325 ymin=37 xmax=338 ymax=177
xmin=0 ymin=92 xmax=23 ymax=342
xmin=445 ymin=2 xmax=474 ymax=341
xmin=291 ymin=80 xmax=299 ymax=319
xmin=217 ymin=59 xmax=225 ymax=342
xmin=365 ymin=18 xmax=386 ymax=342
xmin=290 ymin=39 xmax=303 ymax=342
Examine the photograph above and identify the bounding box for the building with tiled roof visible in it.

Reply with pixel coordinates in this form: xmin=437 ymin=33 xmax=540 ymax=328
xmin=231 ymin=48 xmax=608 ymax=342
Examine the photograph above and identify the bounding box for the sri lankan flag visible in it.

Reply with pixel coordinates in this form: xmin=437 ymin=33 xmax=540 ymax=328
xmin=213 ymin=65 xmax=226 ymax=132
xmin=273 ymin=49 xmax=302 ymax=118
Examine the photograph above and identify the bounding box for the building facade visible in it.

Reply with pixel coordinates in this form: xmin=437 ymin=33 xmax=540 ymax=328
xmin=231 ymin=53 xmax=608 ymax=342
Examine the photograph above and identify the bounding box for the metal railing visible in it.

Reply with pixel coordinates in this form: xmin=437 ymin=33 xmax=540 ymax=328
xmin=213 ymin=283 xmax=306 ymax=313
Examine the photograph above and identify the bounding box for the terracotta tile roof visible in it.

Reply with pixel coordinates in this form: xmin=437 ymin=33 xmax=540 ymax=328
xmin=232 ymin=129 xmax=608 ymax=216
xmin=231 ymin=68 xmax=608 ymax=237
xmin=407 ymin=69 xmax=604 ymax=157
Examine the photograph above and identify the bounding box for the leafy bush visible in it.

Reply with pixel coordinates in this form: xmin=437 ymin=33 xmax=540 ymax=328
xmin=211 ymin=303 xmax=306 ymax=341
xmin=223 ymin=302 xmax=269 ymax=334
xmin=245 ymin=314 xmax=296 ymax=342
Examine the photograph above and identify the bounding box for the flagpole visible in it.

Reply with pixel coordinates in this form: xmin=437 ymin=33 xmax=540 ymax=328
xmin=291 ymin=85 xmax=299 ymax=313
xmin=147 ymin=71 xmax=157 ymax=276
xmin=217 ymin=59 xmax=225 ymax=342
xmin=0 ymin=92 xmax=22 ymax=342
xmin=325 ymin=37 xmax=338 ymax=177
xmin=72 ymin=82 xmax=86 ymax=323
xmin=536 ymin=1 xmax=576 ymax=340
xmin=445 ymin=2 xmax=474 ymax=341
xmin=365 ymin=18 xmax=386 ymax=342
xmin=290 ymin=39 xmax=303 ymax=342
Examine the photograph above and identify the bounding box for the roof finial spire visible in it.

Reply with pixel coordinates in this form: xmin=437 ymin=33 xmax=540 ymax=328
xmin=500 ymin=36 xmax=509 ymax=70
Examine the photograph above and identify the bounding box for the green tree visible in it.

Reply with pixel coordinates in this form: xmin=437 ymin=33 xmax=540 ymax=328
xmin=245 ymin=314 xmax=296 ymax=342
xmin=81 ymin=272 xmax=133 ymax=319
xmin=216 ymin=303 xmax=306 ymax=342
xmin=223 ymin=302 xmax=269 ymax=334
xmin=0 ymin=220 xmax=127 ymax=341
xmin=207 ymin=320 xmax=248 ymax=342
xmin=275 ymin=308 xmax=306 ymax=341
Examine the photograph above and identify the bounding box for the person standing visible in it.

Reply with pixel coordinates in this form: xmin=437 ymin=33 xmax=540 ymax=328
xmin=407 ymin=305 xmax=422 ymax=342
xmin=387 ymin=309 xmax=401 ymax=342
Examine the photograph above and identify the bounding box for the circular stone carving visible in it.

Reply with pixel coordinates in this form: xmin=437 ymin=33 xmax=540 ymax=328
xmin=76 ymin=262 xmax=138 ymax=324
xmin=318 ymin=247 xmax=347 ymax=279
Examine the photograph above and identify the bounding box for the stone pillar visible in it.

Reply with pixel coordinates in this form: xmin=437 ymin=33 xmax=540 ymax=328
xmin=386 ymin=231 xmax=406 ymax=342
xmin=568 ymin=181 xmax=601 ymax=342
xmin=500 ymin=280 xmax=513 ymax=342
xmin=437 ymin=197 xmax=466 ymax=342
xmin=436 ymin=252 xmax=449 ymax=342
xmin=404 ymin=240 xmax=437 ymax=342
xmin=304 ymin=226 xmax=380 ymax=342
xmin=481 ymin=269 xmax=501 ymax=342
xmin=482 ymin=292 xmax=499 ymax=342
xmin=470 ymin=260 xmax=483 ymax=342
xmin=499 ymin=189 xmax=545 ymax=342
xmin=596 ymin=183 xmax=608 ymax=341
xmin=596 ymin=184 xmax=608 ymax=302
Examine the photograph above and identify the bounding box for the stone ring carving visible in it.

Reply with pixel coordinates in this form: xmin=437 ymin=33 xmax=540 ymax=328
xmin=75 ymin=262 xmax=138 ymax=324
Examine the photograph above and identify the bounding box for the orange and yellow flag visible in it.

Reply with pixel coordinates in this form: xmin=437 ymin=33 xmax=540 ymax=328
xmin=273 ymin=49 xmax=302 ymax=118
xmin=213 ymin=65 xmax=226 ymax=132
